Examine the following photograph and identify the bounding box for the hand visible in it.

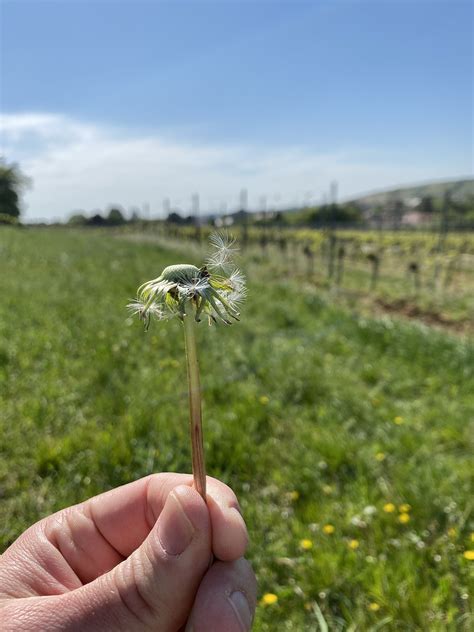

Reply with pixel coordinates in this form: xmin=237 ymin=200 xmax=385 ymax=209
xmin=0 ymin=473 xmax=257 ymax=631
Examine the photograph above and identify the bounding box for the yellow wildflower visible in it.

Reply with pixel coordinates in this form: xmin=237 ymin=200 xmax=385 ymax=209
xmin=375 ymin=452 xmax=386 ymax=462
xmin=399 ymin=503 xmax=411 ymax=513
xmin=368 ymin=602 xmax=380 ymax=611
xmin=259 ymin=395 xmax=269 ymax=405
xmin=322 ymin=485 xmax=333 ymax=495
xmin=398 ymin=513 xmax=410 ymax=524
xmin=393 ymin=416 xmax=404 ymax=425
xmin=261 ymin=593 xmax=278 ymax=605
xmin=463 ymin=550 xmax=474 ymax=561
xmin=323 ymin=524 xmax=335 ymax=534
xmin=448 ymin=527 xmax=457 ymax=538
xmin=300 ymin=539 xmax=313 ymax=550
xmin=348 ymin=539 xmax=360 ymax=550
xmin=289 ymin=490 xmax=300 ymax=501
xmin=471 ymin=533 xmax=474 ymax=542
xmin=383 ymin=503 xmax=396 ymax=513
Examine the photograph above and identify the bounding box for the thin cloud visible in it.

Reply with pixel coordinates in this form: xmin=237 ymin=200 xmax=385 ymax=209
xmin=0 ymin=112 xmax=466 ymax=221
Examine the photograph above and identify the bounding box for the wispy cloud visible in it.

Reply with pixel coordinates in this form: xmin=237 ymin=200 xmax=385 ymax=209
xmin=1 ymin=112 xmax=466 ymax=221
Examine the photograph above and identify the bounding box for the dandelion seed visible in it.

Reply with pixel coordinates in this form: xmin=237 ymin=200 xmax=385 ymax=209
xmin=300 ymin=538 xmax=313 ymax=550
xmin=399 ymin=503 xmax=411 ymax=513
xmin=363 ymin=505 xmax=377 ymax=516
xmin=383 ymin=503 xmax=396 ymax=513
xmin=207 ymin=232 xmax=239 ymax=271
xmin=323 ymin=524 xmax=335 ymax=534
xmin=463 ymin=550 xmax=474 ymax=560
xmin=368 ymin=602 xmax=380 ymax=612
xmin=261 ymin=593 xmax=278 ymax=606
xmin=398 ymin=513 xmax=410 ymax=524
xmin=348 ymin=539 xmax=360 ymax=550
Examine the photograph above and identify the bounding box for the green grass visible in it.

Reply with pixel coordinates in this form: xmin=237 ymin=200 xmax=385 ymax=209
xmin=1 ymin=227 xmax=473 ymax=630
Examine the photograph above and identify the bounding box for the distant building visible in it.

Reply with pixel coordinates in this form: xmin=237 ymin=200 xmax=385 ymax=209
xmin=401 ymin=211 xmax=433 ymax=227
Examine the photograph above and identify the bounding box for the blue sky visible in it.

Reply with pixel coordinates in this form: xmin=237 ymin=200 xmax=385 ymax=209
xmin=1 ymin=0 xmax=472 ymax=220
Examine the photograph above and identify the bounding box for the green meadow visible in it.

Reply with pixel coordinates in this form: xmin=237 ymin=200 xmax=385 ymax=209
xmin=1 ymin=228 xmax=473 ymax=630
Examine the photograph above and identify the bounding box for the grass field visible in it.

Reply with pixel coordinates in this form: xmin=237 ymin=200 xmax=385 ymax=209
xmin=1 ymin=227 xmax=473 ymax=630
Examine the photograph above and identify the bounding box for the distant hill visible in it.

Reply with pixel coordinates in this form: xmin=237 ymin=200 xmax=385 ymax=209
xmin=349 ymin=178 xmax=474 ymax=210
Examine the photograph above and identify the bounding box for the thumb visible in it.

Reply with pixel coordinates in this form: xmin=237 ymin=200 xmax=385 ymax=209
xmin=71 ymin=484 xmax=212 ymax=631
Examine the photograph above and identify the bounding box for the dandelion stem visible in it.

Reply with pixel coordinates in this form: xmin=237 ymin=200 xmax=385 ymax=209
xmin=182 ymin=301 xmax=206 ymax=499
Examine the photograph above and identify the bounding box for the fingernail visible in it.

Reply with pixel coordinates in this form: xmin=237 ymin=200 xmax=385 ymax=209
xmin=158 ymin=490 xmax=195 ymax=555
xmin=228 ymin=590 xmax=252 ymax=630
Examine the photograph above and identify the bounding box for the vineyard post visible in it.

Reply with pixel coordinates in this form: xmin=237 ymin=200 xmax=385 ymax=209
xmin=438 ymin=192 xmax=450 ymax=252
xmin=336 ymin=243 xmax=345 ymax=286
xmin=192 ymin=193 xmax=201 ymax=244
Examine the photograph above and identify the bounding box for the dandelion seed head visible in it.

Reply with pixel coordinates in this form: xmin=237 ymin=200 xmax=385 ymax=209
xmin=128 ymin=234 xmax=246 ymax=327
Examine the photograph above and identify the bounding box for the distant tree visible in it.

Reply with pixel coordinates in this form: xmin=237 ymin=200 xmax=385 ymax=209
xmin=167 ymin=212 xmax=184 ymax=224
xmin=87 ymin=214 xmax=106 ymax=227
xmin=68 ymin=213 xmax=88 ymax=226
xmin=274 ymin=211 xmax=284 ymax=225
xmin=107 ymin=207 xmax=126 ymax=225
xmin=419 ymin=196 xmax=434 ymax=214
xmin=307 ymin=203 xmax=363 ymax=226
xmin=0 ymin=213 xmax=19 ymax=225
xmin=0 ymin=159 xmax=31 ymax=219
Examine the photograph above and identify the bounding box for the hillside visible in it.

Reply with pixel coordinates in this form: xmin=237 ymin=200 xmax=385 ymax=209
xmin=349 ymin=177 xmax=474 ymax=209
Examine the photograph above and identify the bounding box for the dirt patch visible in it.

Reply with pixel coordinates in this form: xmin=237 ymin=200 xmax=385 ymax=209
xmin=374 ymin=298 xmax=472 ymax=335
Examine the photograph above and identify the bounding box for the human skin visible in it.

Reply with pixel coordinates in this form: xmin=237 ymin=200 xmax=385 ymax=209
xmin=0 ymin=473 xmax=257 ymax=631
